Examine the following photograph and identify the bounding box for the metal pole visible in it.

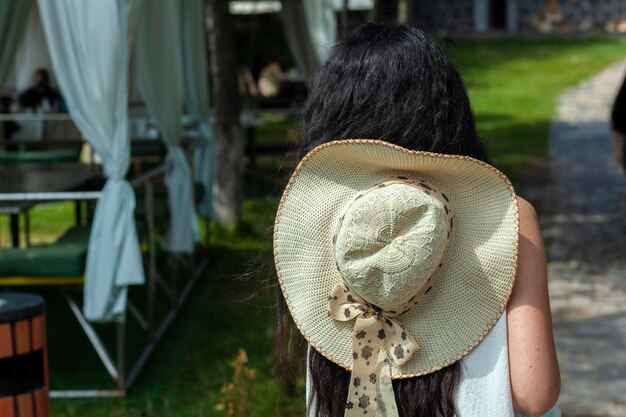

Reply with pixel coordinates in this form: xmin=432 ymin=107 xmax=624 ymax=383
xmin=127 ymin=301 xmax=148 ymax=331
xmin=171 ymin=255 xmax=179 ymax=309
xmin=10 ymin=214 xmax=19 ymax=247
xmin=75 ymin=201 xmax=83 ymax=226
xmin=116 ymin=317 xmax=126 ymax=391
xmin=127 ymin=256 xmax=209 ymax=388
xmin=146 ymin=181 xmax=157 ymax=339
xmin=24 ymin=211 xmax=31 ymax=247
xmin=50 ymin=390 xmax=125 ymax=398
xmin=0 ymin=191 xmax=102 ymax=202
xmin=62 ymin=289 xmax=119 ymax=380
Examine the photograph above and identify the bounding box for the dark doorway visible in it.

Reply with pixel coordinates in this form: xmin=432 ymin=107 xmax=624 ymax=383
xmin=490 ymin=0 xmax=507 ymax=29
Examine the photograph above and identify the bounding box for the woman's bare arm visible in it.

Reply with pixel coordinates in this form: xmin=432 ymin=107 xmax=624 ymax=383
xmin=612 ymin=130 xmax=624 ymax=164
xmin=507 ymin=197 xmax=561 ymax=416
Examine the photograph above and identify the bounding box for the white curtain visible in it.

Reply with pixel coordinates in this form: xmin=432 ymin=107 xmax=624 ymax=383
xmin=181 ymin=0 xmax=214 ymax=220
xmin=280 ymin=0 xmax=320 ymax=81
xmin=281 ymin=0 xmax=336 ymax=80
xmin=0 ymin=0 xmax=34 ymax=89
xmin=12 ymin=6 xmax=77 ymax=143
xmin=126 ymin=0 xmax=143 ymax=53
xmin=38 ymin=0 xmax=145 ymax=322
xmin=12 ymin=5 xmax=53 ymax=92
xmin=302 ymin=0 xmax=337 ymax=63
xmin=136 ymin=0 xmax=199 ymax=253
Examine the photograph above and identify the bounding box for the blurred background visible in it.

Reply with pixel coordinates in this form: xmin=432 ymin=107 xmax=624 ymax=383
xmin=1 ymin=0 xmax=626 ymax=416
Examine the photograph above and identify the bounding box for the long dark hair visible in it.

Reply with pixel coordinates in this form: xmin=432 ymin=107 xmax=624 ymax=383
xmin=276 ymin=23 xmax=490 ymax=417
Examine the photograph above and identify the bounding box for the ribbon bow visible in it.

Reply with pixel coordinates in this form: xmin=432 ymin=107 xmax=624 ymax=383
xmin=329 ymin=285 xmax=419 ymax=417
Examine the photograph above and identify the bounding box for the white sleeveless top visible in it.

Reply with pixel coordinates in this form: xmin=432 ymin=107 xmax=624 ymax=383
xmin=306 ymin=311 xmax=518 ymax=417
xmin=455 ymin=312 xmax=517 ymax=417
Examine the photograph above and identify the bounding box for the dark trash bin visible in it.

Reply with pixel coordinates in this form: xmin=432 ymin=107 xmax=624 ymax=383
xmin=0 ymin=293 xmax=49 ymax=417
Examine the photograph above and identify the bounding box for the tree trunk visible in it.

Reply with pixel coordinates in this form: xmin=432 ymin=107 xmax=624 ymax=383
xmin=397 ymin=0 xmax=409 ymax=24
xmin=208 ymin=0 xmax=244 ymax=226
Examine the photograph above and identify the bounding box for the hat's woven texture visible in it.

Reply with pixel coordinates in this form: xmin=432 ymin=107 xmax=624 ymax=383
xmin=334 ymin=182 xmax=450 ymax=311
xmin=274 ymin=139 xmax=519 ymax=377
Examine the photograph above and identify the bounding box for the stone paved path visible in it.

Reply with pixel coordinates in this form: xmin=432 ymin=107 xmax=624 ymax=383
xmin=521 ymin=60 xmax=626 ymax=417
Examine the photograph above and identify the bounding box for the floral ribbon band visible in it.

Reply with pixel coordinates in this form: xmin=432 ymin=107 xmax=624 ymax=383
xmin=328 ymin=285 xmax=420 ymax=417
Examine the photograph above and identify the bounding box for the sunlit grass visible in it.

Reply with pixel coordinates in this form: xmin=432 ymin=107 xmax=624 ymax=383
xmin=448 ymin=37 xmax=626 ymax=177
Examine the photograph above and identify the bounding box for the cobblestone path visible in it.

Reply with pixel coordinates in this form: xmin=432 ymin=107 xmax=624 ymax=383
xmin=522 ymin=60 xmax=626 ymax=417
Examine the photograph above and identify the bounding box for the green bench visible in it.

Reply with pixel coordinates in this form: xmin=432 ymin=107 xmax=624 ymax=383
xmin=0 ymin=150 xmax=81 ymax=164
xmin=0 ymin=226 xmax=89 ymax=285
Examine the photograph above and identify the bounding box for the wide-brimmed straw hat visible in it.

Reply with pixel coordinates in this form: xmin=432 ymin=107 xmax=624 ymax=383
xmin=274 ymin=139 xmax=519 ymax=416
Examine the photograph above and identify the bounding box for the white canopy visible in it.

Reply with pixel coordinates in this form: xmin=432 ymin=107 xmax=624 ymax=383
xmin=281 ymin=0 xmax=337 ymax=80
xmin=0 ymin=0 xmax=34 ymax=90
xmin=1 ymin=0 xmax=213 ymax=322
xmin=135 ymin=0 xmax=200 ymax=253
xmin=37 ymin=0 xmax=144 ymax=322
xmin=0 ymin=0 xmax=333 ymax=321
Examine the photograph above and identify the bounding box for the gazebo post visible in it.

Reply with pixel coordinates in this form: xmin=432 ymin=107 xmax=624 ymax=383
xmin=170 ymin=257 xmax=179 ymax=309
xmin=145 ymin=181 xmax=157 ymax=340
xmin=116 ymin=319 xmax=126 ymax=392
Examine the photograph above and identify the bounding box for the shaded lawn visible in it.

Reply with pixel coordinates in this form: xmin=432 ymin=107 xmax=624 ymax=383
xmin=7 ymin=37 xmax=626 ymax=416
xmin=25 ymin=199 xmax=298 ymax=417
xmin=46 ymin=248 xmax=300 ymax=417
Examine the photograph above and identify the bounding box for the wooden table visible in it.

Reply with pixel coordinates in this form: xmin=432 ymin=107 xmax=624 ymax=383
xmin=0 ymin=113 xmax=73 ymax=122
xmin=0 ymin=163 xmax=103 ymax=247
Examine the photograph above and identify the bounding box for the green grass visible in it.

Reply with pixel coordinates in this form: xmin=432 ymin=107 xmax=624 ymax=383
xmin=6 ymin=37 xmax=626 ymax=417
xmin=446 ymin=37 xmax=626 ymax=178
xmin=0 ymin=201 xmax=76 ymax=246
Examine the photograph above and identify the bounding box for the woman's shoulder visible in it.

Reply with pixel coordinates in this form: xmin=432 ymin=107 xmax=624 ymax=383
xmin=515 ymin=196 xmax=544 ymax=254
xmin=517 ymin=196 xmax=538 ymax=224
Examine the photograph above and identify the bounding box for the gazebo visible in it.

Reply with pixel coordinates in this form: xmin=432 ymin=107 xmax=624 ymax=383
xmin=0 ymin=0 xmax=340 ymax=396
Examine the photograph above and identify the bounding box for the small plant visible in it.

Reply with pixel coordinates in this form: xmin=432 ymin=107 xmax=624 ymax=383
xmin=216 ymin=349 xmax=258 ymax=417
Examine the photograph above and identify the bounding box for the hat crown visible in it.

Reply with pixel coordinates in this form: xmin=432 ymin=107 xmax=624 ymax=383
xmin=334 ymin=181 xmax=449 ymax=311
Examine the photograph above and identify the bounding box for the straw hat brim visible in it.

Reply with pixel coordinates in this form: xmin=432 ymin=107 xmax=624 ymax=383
xmin=274 ymin=139 xmax=519 ymax=378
